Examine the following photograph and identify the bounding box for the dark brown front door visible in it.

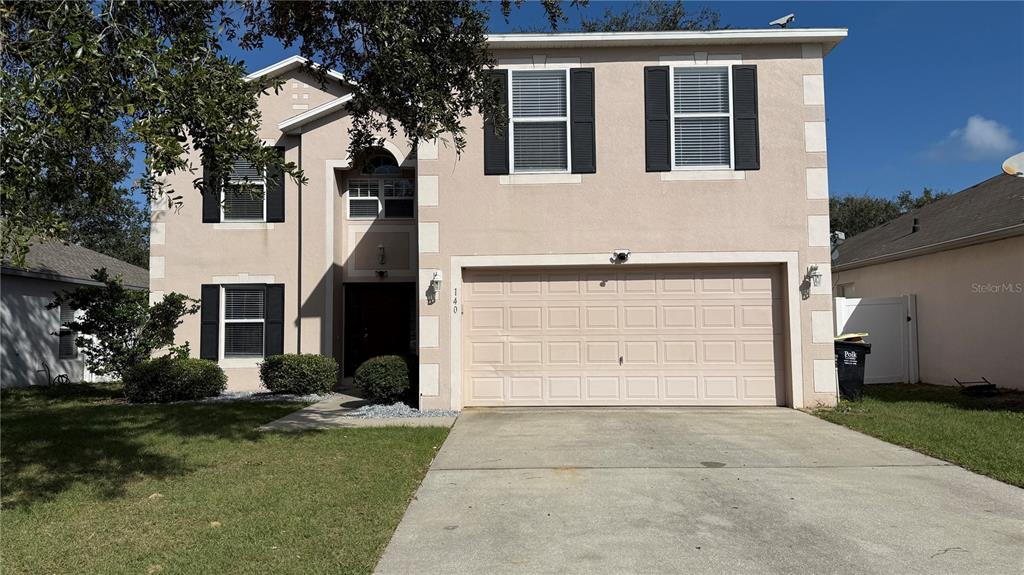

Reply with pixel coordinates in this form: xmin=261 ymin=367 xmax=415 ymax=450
xmin=343 ymin=283 xmax=415 ymax=376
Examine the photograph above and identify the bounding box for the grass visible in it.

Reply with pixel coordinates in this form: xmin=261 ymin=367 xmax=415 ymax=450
xmin=1 ymin=383 xmax=449 ymax=575
xmin=813 ymin=383 xmax=1024 ymax=487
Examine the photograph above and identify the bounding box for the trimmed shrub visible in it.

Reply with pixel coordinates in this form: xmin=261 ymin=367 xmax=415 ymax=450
xmin=124 ymin=357 xmax=226 ymax=403
xmin=260 ymin=354 xmax=338 ymax=395
xmin=354 ymin=355 xmax=410 ymax=404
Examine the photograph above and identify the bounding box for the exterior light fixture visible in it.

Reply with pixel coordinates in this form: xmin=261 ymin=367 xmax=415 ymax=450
xmin=806 ymin=264 xmax=822 ymax=287
xmin=430 ymin=271 xmax=443 ymax=293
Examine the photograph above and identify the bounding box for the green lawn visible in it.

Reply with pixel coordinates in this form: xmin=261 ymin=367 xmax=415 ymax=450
xmin=1 ymin=383 xmax=449 ymax=575
xmin=813 ymin=383 xmax=1024 ymax=487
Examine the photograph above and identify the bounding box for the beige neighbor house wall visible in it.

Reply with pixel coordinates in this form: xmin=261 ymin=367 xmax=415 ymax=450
xmin=417 ymin=42 xmax=840 ymax=410
xmin=152 ymin=69 xmax=357 ymax=391
xmin=832 ymin=235 xmax=1024 ymax=390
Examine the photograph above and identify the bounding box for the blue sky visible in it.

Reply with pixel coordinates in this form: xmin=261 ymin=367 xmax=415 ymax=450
xmin=135 ymin=1 xmax=1023 ymax=201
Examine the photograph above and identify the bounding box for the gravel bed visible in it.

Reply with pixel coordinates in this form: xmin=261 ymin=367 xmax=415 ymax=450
xmin=347 ymin=402 xmax=459 ymax=419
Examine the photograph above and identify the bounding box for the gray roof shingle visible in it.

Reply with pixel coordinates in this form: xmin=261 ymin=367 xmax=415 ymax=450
xmin=2 ymin=238 xmax=149 ymax=289
xmin=833 ymin=174 xmax=1024 ymax=270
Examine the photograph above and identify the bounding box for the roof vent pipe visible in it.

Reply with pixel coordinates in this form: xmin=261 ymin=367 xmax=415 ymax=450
xmin=912 ymin=218 xmax=920 ymax=233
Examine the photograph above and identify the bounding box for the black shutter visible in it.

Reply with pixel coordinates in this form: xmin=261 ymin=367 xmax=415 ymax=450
xmin=201 ymin=151 xmax=221 ymax=223
xmin=570 ymin=68 xmax=596 ymax=174
xmin=264 ymin=284 xmax=285 ymax=357
xmin=732 ymin=65 xmax=760 ymax=171
xmin=644 ymin=66 xmax=671 ymax=172
xmin=200 ymin=284 xmax=219 ymax=360
xmin=266 ymin=147 xmax=285 ymax=222
xmin=483 ymin=69 xmax=509 ymax=175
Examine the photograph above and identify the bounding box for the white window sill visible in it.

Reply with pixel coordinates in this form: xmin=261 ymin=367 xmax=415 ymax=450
xmin=214 ymin=222 xmax=274 ymax=230
xmin=661 ymin=170 xmax=745 ymax=181
xmin=499 ymin=173 xmax=582 ymax=185
xmin=219 ymin=357 xmax=263 ymax=369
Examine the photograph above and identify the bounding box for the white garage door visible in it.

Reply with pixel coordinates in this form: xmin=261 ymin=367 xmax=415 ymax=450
xmin=462 ymin=266 xmax=784 ymax=406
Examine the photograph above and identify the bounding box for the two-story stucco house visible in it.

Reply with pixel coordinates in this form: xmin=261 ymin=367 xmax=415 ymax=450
xmin=152 ymin=28 xmax=847 ymax=410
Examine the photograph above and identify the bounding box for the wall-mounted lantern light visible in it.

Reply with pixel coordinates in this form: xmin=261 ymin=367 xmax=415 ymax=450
xmin=377 ymin=243 xmax=387 ymax=265
xmin=430 ymin=271 xmax=443 ymax=294
xmin=806 ymin=264 xmax=822 ymax=287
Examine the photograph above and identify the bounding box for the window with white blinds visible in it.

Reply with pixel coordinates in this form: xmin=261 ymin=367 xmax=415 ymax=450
xmin=511 ymin=70 xmax=569 ymax=172
xmin=223 ymin=160 xmax=266 ymax=221
xmin=223 ymin=287 xmax=264 ymax=357
xmin=672 ymin=67 xmax=732 ymax=168
xmin=58 ymin=305 xmax=76 ymax=359
xmin=347 ymin=178 xmax=415 ymax=220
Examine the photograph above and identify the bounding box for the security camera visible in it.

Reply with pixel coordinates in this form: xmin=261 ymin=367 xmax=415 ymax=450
xmin=769 ymin=13 xmax=795 ymax=28
xmin=611 ymin=250 xmax=631 ymax=263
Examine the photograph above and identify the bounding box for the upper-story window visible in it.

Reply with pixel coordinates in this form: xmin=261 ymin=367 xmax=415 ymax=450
xmin=347 ymin=151 xmax=415 ymax=219
xmin=510 ymin=69 xmax=569 ymax=173
xmin=672 ymin=66 xmax=732 ymax=169
xmin=222 ymin=159 xmax=266 ymax=221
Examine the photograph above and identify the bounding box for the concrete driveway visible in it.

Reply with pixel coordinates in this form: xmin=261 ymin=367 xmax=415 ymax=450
xmin=375 ymin=408 xmax=1024 ymax=574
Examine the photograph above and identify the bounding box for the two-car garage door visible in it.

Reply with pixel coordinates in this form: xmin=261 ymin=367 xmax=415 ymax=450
xmin=462 ymin=266 xmax=784 ymax=406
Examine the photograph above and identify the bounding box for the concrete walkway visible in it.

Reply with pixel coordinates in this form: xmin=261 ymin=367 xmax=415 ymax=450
xmin=375 ymin=408 xmax=1024 ymax=574
xmin=258 ymin=391 xmax=456 ymax=431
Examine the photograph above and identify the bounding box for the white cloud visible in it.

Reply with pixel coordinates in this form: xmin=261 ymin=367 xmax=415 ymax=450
xmin=930 ymin=115 xmax=1019 ymax=160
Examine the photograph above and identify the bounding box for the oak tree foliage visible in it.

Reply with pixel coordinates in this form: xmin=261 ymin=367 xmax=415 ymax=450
xmin=2 ymin=0 xmax=719 ymax=267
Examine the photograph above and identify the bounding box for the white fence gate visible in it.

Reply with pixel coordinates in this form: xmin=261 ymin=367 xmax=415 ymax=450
xmin=834 ymin=296 xmax=919 ymax=384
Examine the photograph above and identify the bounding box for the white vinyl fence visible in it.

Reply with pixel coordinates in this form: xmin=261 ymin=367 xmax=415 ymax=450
xmin=834 ymin=295 xmax=919 ymax=384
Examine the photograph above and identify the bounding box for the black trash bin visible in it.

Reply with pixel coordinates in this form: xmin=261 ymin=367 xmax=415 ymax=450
xmin=834 ymin=340 xmax=871 ymax=401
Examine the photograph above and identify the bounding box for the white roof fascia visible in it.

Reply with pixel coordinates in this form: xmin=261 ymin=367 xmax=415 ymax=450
xmin=278 ymin=93 xmax=354 ymax=134
xmin=245 ymin=55 xmax=349 ymax=83
xmin=486 ymin=28 xmax=848 ymax=55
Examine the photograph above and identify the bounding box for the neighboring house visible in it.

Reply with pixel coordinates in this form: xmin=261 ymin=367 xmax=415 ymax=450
xmin=832 ymin=174 xmax=1024 ymax=390
xmin=1 ymin=239 xmax=149 ymax=387
xmin=154 ymin=28 xmax=848 ymax=409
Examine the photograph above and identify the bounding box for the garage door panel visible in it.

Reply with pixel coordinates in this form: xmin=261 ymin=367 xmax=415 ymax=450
xmin=470 ymin=307 xmax=504 ymax=330
xmin=586 ymin=376 xmax=619 ymax=399
xmin=623 ymin=306 xmax=658 ymax=328
xmin=469 ymin=341 xmax=504 ymax=366
xmin=585 ymin=306 xmax=618 ymax=329
xmin=508 ymin=306 xmax=542 ymax=329
xmin=664 ymin=340 xmax=698 ymax=364
xmin=508 ymin=272 xmax=542 ymax=294
xmin=623 ymin=340 xmax=658 ymax=364
xmin=463 ymin=266 xmax=784 ymax=406
xmin=509 ymin=376 xmax=543 ymax=400
xmin=625 ymin=376 xmax=659 ymax=399
xmin=508 ymin=341 xmax=542 ymax=365
xmin=549 ymin=376 xmax=582 ymax=399
xmin=547 ymin=306 xmax=581 ymax=329
xmin=663 ymin=306 xmax=697 ymax=328
xmin=702 ymin=340 xmax=738 ymax=364
xmin=701 ymin=305 xmax=736 ymax=328
xmin=623 ymin=273 xmax=657 ymax=293
xmin=548 ymin=341 xmax=582 ymax=364
xmin=585 ymin=341 xmax=619 ymax=364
